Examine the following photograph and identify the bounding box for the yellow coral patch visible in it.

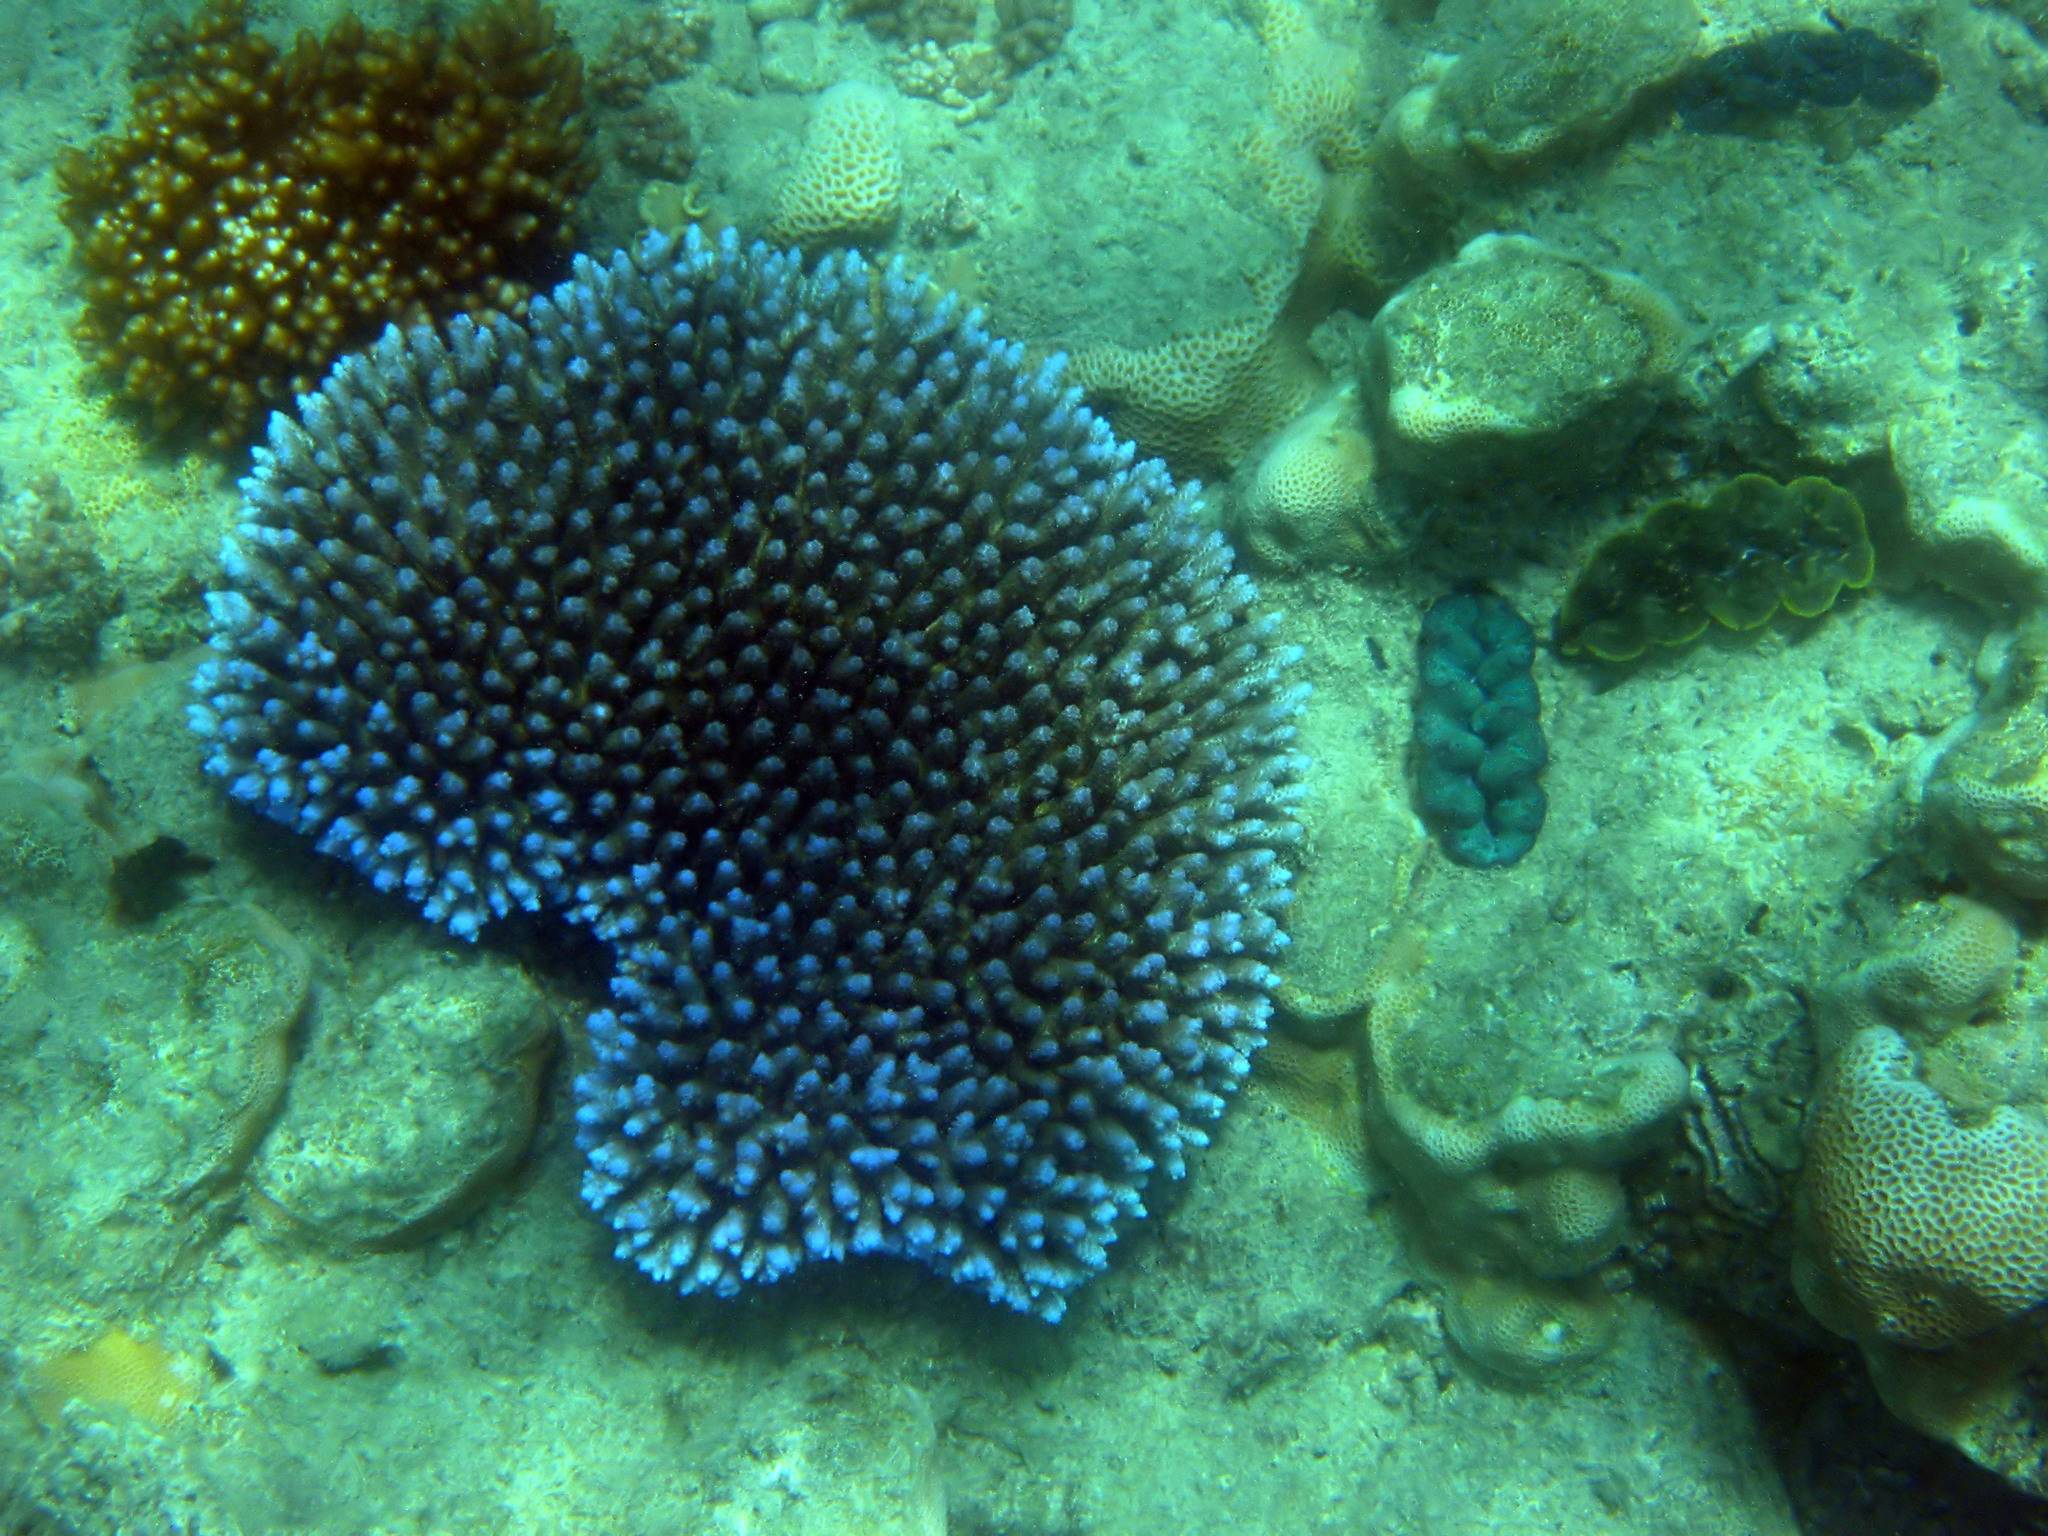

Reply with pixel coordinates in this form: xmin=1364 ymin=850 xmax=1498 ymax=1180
xmin=30 ymin=1328 xmax=200 ymax=1429
xmin=1798 ymin=1026 xmax=2048 ymax=1349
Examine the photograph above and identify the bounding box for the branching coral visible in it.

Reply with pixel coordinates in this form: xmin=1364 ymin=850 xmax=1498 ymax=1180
xmin=192 ymin=227 xmax=1306 ymax=1320
xmin=57 ymin=0 xmax=592 ymax=450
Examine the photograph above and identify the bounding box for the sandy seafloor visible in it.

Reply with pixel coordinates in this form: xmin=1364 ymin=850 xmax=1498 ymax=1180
xmin=6 ymin=0 xmax=2048 ymax=1531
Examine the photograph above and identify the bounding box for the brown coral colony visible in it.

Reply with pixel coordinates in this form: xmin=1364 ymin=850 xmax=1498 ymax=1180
xmin=57 ymin=0 xmax=593 ymax=451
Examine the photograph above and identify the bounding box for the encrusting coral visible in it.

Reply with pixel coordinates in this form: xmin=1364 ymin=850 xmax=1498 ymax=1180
xmin=191 ymin=226 xmax=1307 ymax=1321
xmin=57 ymin=0 xmax=592 ymax=451
xmin=0 ymin=474 xmax=116 ymax=664
xmin=1071 ymin=275 xmax=1327 ymax=479
xmin=1073 ymin=0 xmax=1430 ymax=480
xmin=1357 ymin=933 xmax=1686 ymax=1373
xmin=29 ymin=1328 xmax=201 ymax=1430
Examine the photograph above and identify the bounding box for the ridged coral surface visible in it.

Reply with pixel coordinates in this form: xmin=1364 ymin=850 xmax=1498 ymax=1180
xmin=56 ymin=0 xmax=591 ymax=450
xmin=190 ymin=227 xmax=1306 ymax=1319
xmin=1800 ymin=1025 xmax=2048 ymax=1348
xmin=770 ymin=81 xmax=904 ymax=248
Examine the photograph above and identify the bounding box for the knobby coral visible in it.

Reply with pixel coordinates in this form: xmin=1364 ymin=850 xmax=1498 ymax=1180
xmin=191 ymin=227 xmax=1307 ymax=1319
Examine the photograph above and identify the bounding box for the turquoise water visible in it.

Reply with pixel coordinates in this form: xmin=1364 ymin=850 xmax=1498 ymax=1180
xmin=3 ymin=2 xmax=2047 ymax=1532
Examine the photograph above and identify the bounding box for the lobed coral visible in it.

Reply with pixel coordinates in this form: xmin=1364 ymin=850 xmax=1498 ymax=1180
xmin=56 ymin=0 xmax=592 ymax=451
xmin=1381 ymin=0 xmax=1700 ymax=183
xmin=191 ymin=226 xmax=1306 ymax=1320
xmin=1230 ymin=383 xmax=1400 ymax=569
xmin=1923 ymin=691 xmax=2048 ymax=900
xmin=1443 ymin=1272 xmax=1620 ymax=1381
xmin=589 ymin=2 xmax=712 ymax=106
xmin=1255 ymin=1033 xmax=1371 ymax=1182
xmin=1243 ymin=0 xmax=1374 ymax=172
xmin=1798 ymin=885 xmax=2048 ymax=1495
xmin=844 ymin=0 xmax=1071 ymax=70
xmin=843 ymin=0 xmax=979 ymax=45
xmin=890 ymin=39 xmax=1014 ymax=122
xmin=994 ymin=0 xmax=1073 ymax=72
xmin=771 ymin=81 xmax=905 ymax=249
xmin=1366 ymin=959 xmax=1687 ymax=1292
xmin=1845 ymin=896 xmax=2019 ymax=1042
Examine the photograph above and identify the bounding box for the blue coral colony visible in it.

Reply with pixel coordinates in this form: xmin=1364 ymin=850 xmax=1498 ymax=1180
xmin=190 ymin=228 xmax=1307 ymax=1319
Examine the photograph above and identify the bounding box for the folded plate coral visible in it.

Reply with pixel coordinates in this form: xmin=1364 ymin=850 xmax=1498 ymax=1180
xmin=191 ymin=228 xmax=1307 ymax=1319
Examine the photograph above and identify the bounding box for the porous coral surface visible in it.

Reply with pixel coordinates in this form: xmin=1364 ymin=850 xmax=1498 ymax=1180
xmin=770 ymin=79 xmax=905 ymax=247
xmin=1799 ymin=1024 xmax=2048 ymax=1350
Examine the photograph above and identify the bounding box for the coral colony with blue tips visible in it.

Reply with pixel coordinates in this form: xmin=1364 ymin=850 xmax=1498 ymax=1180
xmin=30 ymin=0 xmax=2048 ymax=1522
xmin=190 ymin=227 xmax=1307 ymax=1318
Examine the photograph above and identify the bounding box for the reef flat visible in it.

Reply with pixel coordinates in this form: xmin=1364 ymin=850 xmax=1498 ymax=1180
xmin=5 ymin=2 xmax=2048 ymax=1533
